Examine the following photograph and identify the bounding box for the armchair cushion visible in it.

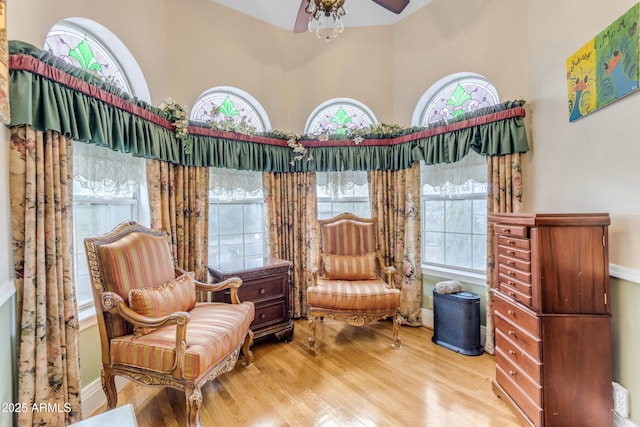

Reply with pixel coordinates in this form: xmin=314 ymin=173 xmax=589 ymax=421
xmin=110 ymin=302 xmax=254 ymax=381
xmin=308 ymin=279 xmax=401 ymax=313
xmin=128 ymin=272 xmax=197 ymax=336
xmin=322 ymin=253 xmax=378 ymax=281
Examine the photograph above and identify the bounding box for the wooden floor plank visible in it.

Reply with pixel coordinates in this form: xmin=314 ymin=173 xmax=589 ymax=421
xmin=98 ymin=319 xmax=525 ymax=427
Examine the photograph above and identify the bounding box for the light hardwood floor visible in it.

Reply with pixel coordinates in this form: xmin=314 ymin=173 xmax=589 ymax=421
xmin=101 ymin=319 xmax=525 ymax=427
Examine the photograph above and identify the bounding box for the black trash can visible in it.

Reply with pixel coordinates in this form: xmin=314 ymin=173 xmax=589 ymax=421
xmin=432 ymin=289 xmax=483 ymax=356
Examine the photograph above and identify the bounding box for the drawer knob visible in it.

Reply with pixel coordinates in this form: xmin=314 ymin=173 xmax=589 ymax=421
xmin=507 ymin=250 xmax=515 ymax=255
xmin=507 ymin=310 xmax=515 ymax=316
xmin=508 ymin=330 xmax=515 ymax=336
xmin=507 ymin=260 xmax=515 ymax=265
xmin=260 ymin=313 xmax=266 ymax=320
xmin=508 ymin=240 xmax=515 ymax=245
xmin=259 ymin=288 xmax=266 ymax=295
xmin=504 ymin=229 xmax=511 ymax=233
xmin=507 ymin=271 xmax=515 ymax=276
xmin=508 ymin=292 xmax=515 ymax=297
xmin=509 ymin=370 xmax=516 ymax=376
xmin=509 ymin=350 xmax=516 ymax=356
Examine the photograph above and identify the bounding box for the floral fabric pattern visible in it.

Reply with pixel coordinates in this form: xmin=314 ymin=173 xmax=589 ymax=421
xmin=146 ymin=159 xmax=210 ymax=282
xmin=263 ymin=172 xmax=318 ymax=318
xmin=368 ymin=163 xmax=422 ymax=326
xmin=9 ymin=125 xmax=82 ymax=426
xmin=484 ymin=153 xmax=523 ymax=354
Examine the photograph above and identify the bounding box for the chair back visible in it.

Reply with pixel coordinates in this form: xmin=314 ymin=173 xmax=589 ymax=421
xmin=85 ymin=221 xmax=176 ymax=339
xmin=319 ymin=213 xmax=378 ymax=256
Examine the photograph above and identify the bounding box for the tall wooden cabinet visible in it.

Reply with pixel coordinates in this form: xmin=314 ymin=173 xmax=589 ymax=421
xmin=489 ymin=213 xmax=613 ymax=427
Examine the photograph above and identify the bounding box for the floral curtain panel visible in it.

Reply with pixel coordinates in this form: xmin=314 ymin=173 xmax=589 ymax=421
xmin=484 ymin=153 xmax=523 ymax=354
xmin=368 ymin=164 xmax=422 ymax=326
xmin=9 ymin=125 xmax=82 ymax=426
xmin=263 ymin=172 xmax=318 ymax=318
xmin=147 ymin=160 xmax=210 ymax=281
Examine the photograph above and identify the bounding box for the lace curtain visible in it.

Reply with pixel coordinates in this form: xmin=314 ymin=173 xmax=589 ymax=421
xmin=316 ymin=170 xmax=368 ymax=198
xmin=209 ymin=167 xmax=263 ymax=200
xmin=73 ymin=141 xmax=145 ymax=196
xmin=421 ymin=150 xmax=487 ymax=195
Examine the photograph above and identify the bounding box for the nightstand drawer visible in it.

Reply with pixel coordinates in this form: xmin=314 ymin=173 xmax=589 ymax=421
xmin=253 ymin=300 xmax=287 ymax=328
xmin=238 ymin=276 xmax=286 ymax=302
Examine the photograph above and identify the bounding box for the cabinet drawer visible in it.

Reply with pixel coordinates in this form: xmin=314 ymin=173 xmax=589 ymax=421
xmin=494 ymin=292 xmax=539 ymax=336
xmin=496 ymin=347 xmax=542 ymax=405
xmin=253 ymin=300 xmax=287 ymax=328
xmin=495 ymin=314 xmax=541 ymax=360
xmin=497 ymin=245 xmax=531 ymax=262
xmin=498 ymin=265 xmax=532 ymax=285
xmin=496 ymin=365 xmax=543 ymax=427
xmin=498 ymin=282 xmax=532 ymax=307
xmin=238 ymin=276 xmax=286 ymax=302
xmin=498 ymin=253 xmax=531 ymax=272
xmin=494 ymin=224 xmax=528 ymax=238
xmin=497 ymin=234 xmax=531 ymax=250
xmin=495 ymin=328 xmax=542 ymax=383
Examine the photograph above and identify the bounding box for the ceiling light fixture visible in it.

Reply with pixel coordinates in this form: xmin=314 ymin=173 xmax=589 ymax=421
xmin=305 ymin=0 xmax=347 ymax=43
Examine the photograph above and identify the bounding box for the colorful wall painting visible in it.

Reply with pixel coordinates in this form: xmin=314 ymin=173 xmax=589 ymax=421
xmin=567 ymin=2 xmax=640 ymax=122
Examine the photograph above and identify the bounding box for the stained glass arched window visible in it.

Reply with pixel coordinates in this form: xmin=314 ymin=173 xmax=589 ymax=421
xmin=44 ymin=18 xmax=150 ymax=102
xmin=304 ymin=98 xmax=377 ymax=136
xmin=412 ymin=72 xmax=499 ymax=126
xmin=191 ymin=87 xmax=271 ymax=132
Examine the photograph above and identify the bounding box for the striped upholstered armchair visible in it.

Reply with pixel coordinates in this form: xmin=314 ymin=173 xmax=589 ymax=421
xmin=84 ymin=222 xmax=255 ymax=427
xmin=307 ymin=213 xmax=401 ymax=349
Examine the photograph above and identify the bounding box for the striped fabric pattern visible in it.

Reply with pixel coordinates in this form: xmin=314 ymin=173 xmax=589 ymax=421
xmin=128 ymin=272 xmax=197 ymax=336
xmin=110 ymin=302 xmax=255 ymax=381
xmin=308 ymin=279 xmax=400 ymax=313
xmin=322 ymin=220 xmax=376 ymax=255
xmin=98 ymin=231 xmax=176 ymax=337
xmin=322 ymin=253 xmax=377 ymax=280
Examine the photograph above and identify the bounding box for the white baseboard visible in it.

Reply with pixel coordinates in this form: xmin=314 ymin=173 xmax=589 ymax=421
xmin=81 ymin=376 xmax=130 ymax=418
xmin=421 ymin=307 xmax=486 ymax=347
xmin=614 ymin=413 xmax=639 ymax=427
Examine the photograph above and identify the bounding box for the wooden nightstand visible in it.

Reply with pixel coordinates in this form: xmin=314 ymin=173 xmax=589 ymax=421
xmin=208 ymin=256 xmax=294 ymax=342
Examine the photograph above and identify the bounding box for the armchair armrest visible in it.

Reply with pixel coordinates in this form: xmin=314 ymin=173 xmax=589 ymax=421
xmin=311 ymin=267 xmax=319 ymax=286
xmin=376 ymin=254 xmax=396 ymax=288
xmin=99 ymin=291 xmax=190 ymax=378
xmin=195 ymin=277 xmax=243 ymax=304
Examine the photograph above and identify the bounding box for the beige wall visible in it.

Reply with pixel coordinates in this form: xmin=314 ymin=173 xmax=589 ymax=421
xmin=4 ymin=0 xmax=640 ymax=424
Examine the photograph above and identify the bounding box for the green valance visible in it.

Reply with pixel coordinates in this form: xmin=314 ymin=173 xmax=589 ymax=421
xmin=8 ymin=40 xmax=529 ymax=172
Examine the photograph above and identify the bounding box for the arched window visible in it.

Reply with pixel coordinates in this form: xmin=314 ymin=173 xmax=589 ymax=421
xmin=44 ymin=17 xmax=150 ymax=102
xmin=45 ymin=19 xmax=151 ymax=319
xmin=415 ymin=73 xmax=499 ymax=284
xmin=412 ymin=72 xmax=499 ymax=126
xmin=305 ymin=98 xmax=374 ymax=219
xmin=192 ymin=87 xmax=270 ymax=266
xmin=305 ymin=98 xmax=377 ymax=136
xmin=191 ymin=86 xmax=271 ymax=132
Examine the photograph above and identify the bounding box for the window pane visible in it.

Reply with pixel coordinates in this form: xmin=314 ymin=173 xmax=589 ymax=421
xmin=218 ymin=205 xmax=243 ymax=235
xmin=244 ymin=232 xmax=264 ymax=257
xmin=209 ymin=204 xmax=219 ymax=237
xmin=219 ymin=234 xmax=243 ymax=263
xmin=243 ymin=204 xmax=263 ymax=233
xmin=473 ymin=199 xmax=487 ymax=235
xmin=445 ymin=233 xmax=472 ymax=269
xmin=424 ymin=201 xmax=444 ymax=232
xmin=473 ymin=234 xmax=487 ymax=271
xmin=445 ymin=200 xmax=472 ymax=233
xmin=352 ymin=202 xmax=371 ymax=218
xmin=318 ymin=202 xmax=333 ymax=220
xmin=424 ymin=232 xmax=444 ymax=264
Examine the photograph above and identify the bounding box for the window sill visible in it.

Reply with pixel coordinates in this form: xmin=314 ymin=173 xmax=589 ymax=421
xmin=421 ymin=264 xmax=487 ymax=287
xmin=78 ymin=305 xmax=98 ymax=331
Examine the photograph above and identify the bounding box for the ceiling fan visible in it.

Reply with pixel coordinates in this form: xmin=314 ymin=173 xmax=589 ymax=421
xmin=293 ymin=0 xmax=410 ymax=34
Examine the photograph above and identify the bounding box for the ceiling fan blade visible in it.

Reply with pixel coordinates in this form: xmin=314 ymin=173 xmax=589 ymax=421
xmin=294 ymin=0 xmax=311 ymax=33
xmin=370 ymin=0 xmax=410 ymax=14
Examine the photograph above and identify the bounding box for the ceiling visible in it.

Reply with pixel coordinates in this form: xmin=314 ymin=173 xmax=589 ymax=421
xmin=211 ymin=0 xmax=433 ymax=32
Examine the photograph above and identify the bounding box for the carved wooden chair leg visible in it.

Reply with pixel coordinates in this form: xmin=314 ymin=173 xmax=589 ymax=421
xmin=101 ymin=368 xmax=118 ymax=409
xmin=308 ymin=315 xmax=317 ymax=349
xmin=185 ymin=385 xmax=203 ymax=427
xmin=392 ymin=314 xmax=401 ymax=349
xmin=242 ymin=330 xmax=254 ymax=367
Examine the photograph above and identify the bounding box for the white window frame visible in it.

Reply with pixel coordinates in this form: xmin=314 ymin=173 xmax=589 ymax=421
xmin=414 ymin=73 xmax=499 ymax=286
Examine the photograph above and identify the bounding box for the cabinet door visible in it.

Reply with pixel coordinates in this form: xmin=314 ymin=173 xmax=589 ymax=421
xmin=534 ymin=226 xmax=609 ymax=314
